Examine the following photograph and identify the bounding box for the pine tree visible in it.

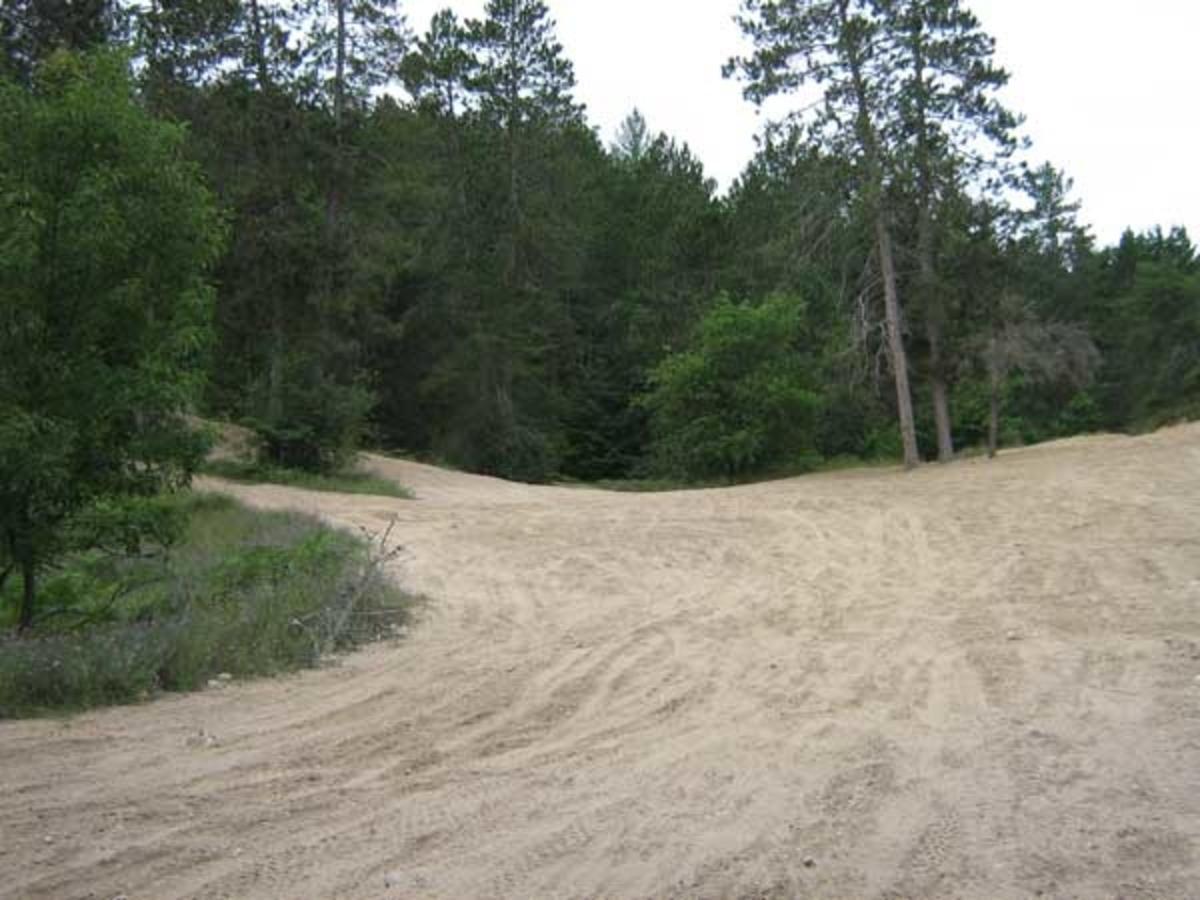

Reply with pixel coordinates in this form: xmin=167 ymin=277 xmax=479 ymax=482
xmin=1 ymin=0 xmax=120 ymax=83
xmin=891 ymin=0 xmax=1020 ymax=461
xmin=728 ymin=0 xmax=922 ymax=468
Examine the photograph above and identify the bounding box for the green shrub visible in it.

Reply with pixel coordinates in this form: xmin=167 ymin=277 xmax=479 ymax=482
xmin=201 ymin=458 xmax=412 ymax=498
xmin=0 ymin=50 xmax=224 ymax=629
xmin=641 ymin=293 xmax=821 ymax=480
xmin=0 ymin=493 xmax=409 ymax=717
xmin=248 ymin=353 xmax=376 ymax=473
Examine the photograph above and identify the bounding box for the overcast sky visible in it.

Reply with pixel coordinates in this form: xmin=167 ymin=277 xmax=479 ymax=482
xmin=403 ymin=0 xmax=1199 ymax=247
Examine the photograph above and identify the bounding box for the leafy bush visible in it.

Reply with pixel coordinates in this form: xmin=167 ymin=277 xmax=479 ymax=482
xmin=641 ymin=293 xmax=821 ymax=480
xmin=248 ymin=353 xmax=376 ymax=473
xmin=0 ymin=50 xmax=224 ymax=628
xmin=0 ymin=493 xmax=409 ymax=717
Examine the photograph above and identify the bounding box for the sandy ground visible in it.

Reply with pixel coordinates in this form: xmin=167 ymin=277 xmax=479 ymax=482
xmin=3 ymin=426 xmax=1200 ymax=899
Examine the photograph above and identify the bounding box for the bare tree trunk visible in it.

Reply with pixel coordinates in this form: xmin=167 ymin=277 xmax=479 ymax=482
xmin=909 ymin=24 xmax=953 ymax=463
xmin=876 ymin=216 xmax=922 ymax=469
xmin=929 ymin=325 xmax=954 ymax=462
xmin=919 ymin=206 xmax=952 ymax=462
xmin=838 ymin=0 xmax=920 ymax=470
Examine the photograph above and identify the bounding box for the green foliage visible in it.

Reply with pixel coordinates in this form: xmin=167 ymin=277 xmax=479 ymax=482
xmin=40 ymin=3 xmax=1194 ymax=488
xmin=202 ymin=458 xmax=411 ymax=498
xmin=0 ymin=50 xmax=223 ymax=627
xmin=1089 ymin=228 xmax=1200 ymax=427
xmin=1 ymin=0 xmax=120 ymax=83
xmin=643 ymin=294 xmax=820 ymax=480
xmin=0 ymin=492 xmax=409 ymax=717
xmin=248 ymin=352 xmax=376 ymax=472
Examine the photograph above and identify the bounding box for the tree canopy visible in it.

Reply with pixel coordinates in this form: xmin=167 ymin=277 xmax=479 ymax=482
xmin=0 ymin=50 xmax=223 ymax=628
xmin=2 ymin=1 xmax=1196 ymax=519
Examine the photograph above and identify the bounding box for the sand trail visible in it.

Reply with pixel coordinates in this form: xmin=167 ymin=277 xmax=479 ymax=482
xmin=3 ymin=426 xmax=1200 ymax=898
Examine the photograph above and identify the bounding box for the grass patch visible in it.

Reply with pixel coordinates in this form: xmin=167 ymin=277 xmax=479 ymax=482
xmin=574 ymin=454 xmax=836 ymax=493
xmin=0 ymin=492 xmax=411 ymax=718
xmin=579 ymin=476 xmax=716 ymax=493
xmin=201 ymin=458 xmax=412 ymax=498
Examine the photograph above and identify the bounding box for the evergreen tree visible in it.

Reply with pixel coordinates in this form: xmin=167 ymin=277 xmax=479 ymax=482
xmin=890 ymin=0 xmax=1020 ymax=461
xmin=2 ymin=0 xmax=120 ymax=83
xmin=728 ymin=0 xmax=922 ymax=468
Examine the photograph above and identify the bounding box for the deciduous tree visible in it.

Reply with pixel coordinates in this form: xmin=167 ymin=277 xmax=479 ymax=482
xmin=0 ymin=52 xmax=223 ymax=628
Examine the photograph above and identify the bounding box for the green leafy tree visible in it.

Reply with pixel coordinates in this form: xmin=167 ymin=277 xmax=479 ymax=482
xmin=134 ymin=0 xmax=381 ymax=473
xmin=978 ymin=292 xmax=1098 ymax=457
xmin=643 ymin=294 xmax=820 ymax=480
xmin=563 ymin=111 xmax=726 ymax=478
xmin=891 ymin=0 xmax=1020 ymax=462
xmin=0 ymin=51 xmax=224 ymax=629
xmin=1090 ymin=227 xmax=1200 ymax=426
xmin=724 ymin=130 xmax=891 ymax=459
xmin=1 ymin=0 xmax=121 ymax=83
xmin=302 ymin=0 xmax=407 ymax=128
xmin=465 ymin=0 xmax=584 ymax=290
xmin=728 ymin=0 xmax=921 ymax=468
xmin=394 ymin=0 xmax=589 ymax=481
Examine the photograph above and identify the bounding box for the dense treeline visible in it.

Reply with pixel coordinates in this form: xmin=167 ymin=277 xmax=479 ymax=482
xmin=4 ymin=0 xmax=1198 ymax=491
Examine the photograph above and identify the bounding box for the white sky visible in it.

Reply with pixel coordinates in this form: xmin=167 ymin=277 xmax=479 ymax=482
xmin=403 ymin=0 xmax=1199 ymax=247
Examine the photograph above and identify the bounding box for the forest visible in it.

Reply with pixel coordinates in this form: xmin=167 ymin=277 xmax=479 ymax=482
xmin=6 ymin=4 xmax=1200 ymax=891
xmin=5 ymin=0 xmax=1199 ymax=484
xmin=3 ymin=1 xmax=1199 ymax=635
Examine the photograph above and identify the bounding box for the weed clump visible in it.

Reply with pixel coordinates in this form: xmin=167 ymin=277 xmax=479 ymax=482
xmin=0 ymin=493 xmax=410 ymax=717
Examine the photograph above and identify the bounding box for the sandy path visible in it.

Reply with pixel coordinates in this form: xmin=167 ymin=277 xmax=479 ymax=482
xmin=3 ymin=427 xmax=1200 ymax=899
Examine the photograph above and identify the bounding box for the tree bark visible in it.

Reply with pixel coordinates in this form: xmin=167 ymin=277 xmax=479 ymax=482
xmin=876 ymin=215 xmax=922 ymax=469
xmin=919 ymin=207 xmax=953 ymax=462
xmin=909 ymin=18 xmax=953 ymax=462
xmin=838 ymin=0 xmax=920 ymax=469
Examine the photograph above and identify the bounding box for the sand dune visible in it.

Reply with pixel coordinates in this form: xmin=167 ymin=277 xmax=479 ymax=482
xmin=3 ymin=426 xmax=1199 ymax=898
